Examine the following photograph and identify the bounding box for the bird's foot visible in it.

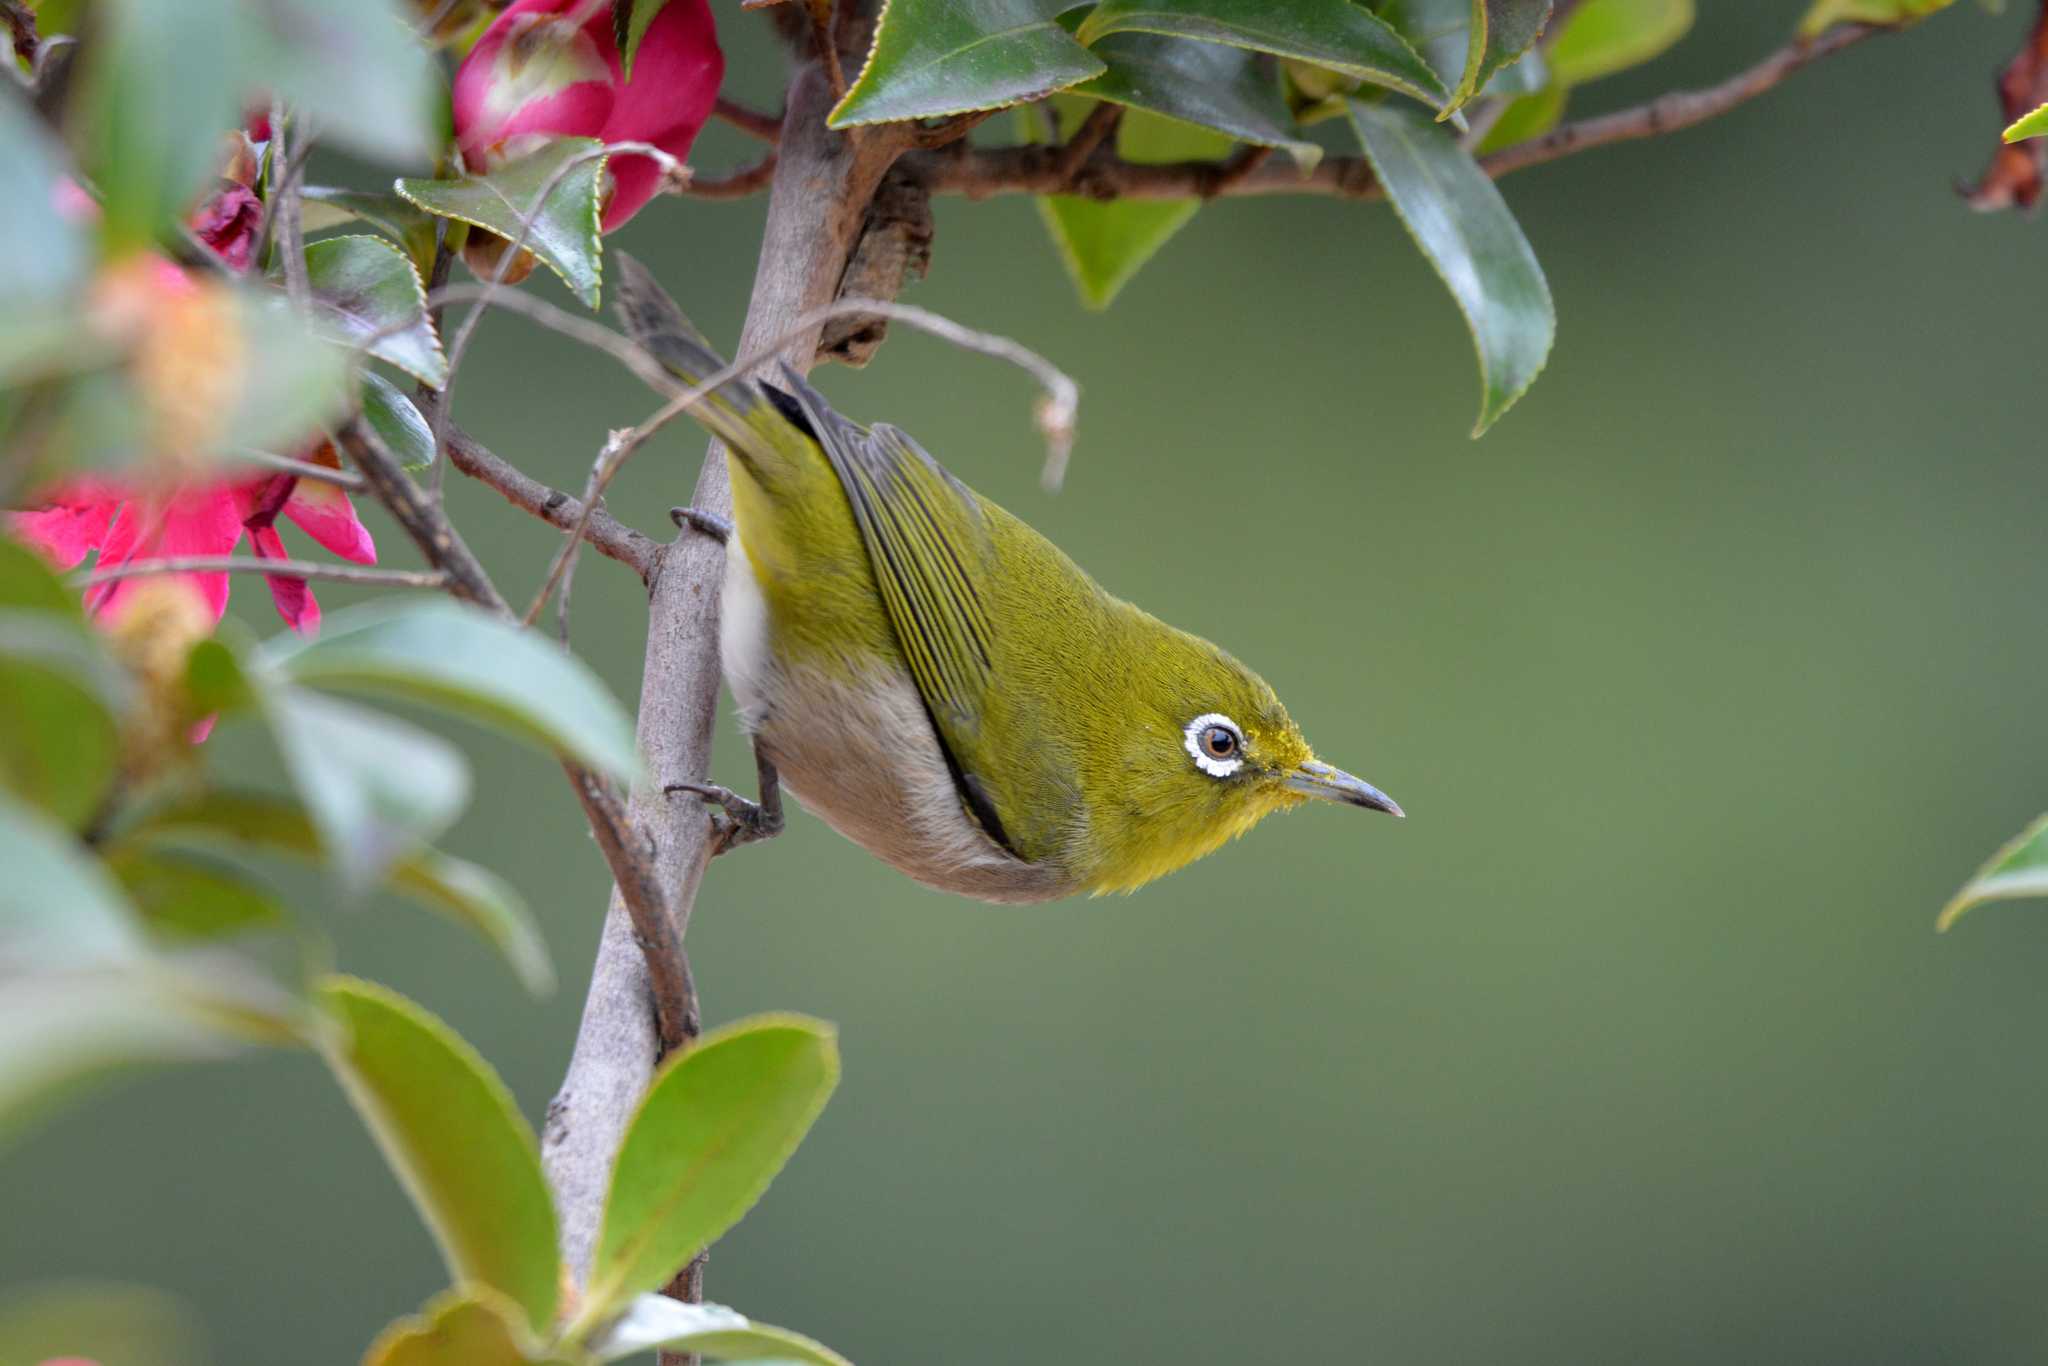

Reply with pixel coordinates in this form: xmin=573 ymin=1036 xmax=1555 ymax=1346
xmin=670 ymin=506 xmax=732 ymax=544
xmin=665 ymin=780 xmax=782 ymax=855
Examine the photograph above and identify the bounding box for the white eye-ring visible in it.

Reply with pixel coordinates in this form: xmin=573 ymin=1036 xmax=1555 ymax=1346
xmin=1183 ymin=713 xmax=1245 ymax=778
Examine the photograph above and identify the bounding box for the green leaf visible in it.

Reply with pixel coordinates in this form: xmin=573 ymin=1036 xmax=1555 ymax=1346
xmin=301 ymin=185 xmax=443 ymax=272
xmin=1076 ymin=0 xmax=1447 ymax=110
xmin=223 ymin=288 xmax=356 ymax=459
xmin=261 ymin=684 xmax=472 ymax=893
xmin=248 ymin=0 xmax=440 ymax=164
xmin=364 ymin=1287 xmax=541 ymax=1366
xmin=0 ymin=975 xmax=244 ymax=1143
xmin=301 ymin=236 xmax=450 ymax=388
xmin=361 ymin=371 xmax=438 ymax=472
xmin=1453 ymin=0 xmax=1553 ymax=109
xmin=0 ymin=536 xmax=86 ymax=620
xmin=1798 ymin=0 xmax=1952 ymax=38
xmin=76 ymin=0 xmax=243 ymax=251
xmin=0 ymin=789 xmax=143 ymax=972
xmin=1475 ymin=84 xmax=1566 ymax=152
xmin=119 ymin=791 xmax=554 ymax=995
xmin=1348 ymin=97 xmax=1553 ymax=434
xmin=618 ymin=0 xmax=679 ymax=80
xmin=0 ymin=1281 xmax=207 ymax=1366
xmin=398 ymin=139 xmax=608 ymax=309
xmin=315 ymin=976 xmax=562 ymax=1336
xmin=829 ymin=0 xmax=1107 ymax=129
xmin=1939 ymin=812 xmax=2048 ymax=931
xmin=2004 ymin=102 xmax=2048 ymax=142
xmin=1545 ymin=0 xmax=1691 ymax=87
xmin=588 ymin=1294 xmax=851 ymax=1365
xmin=107 ymin=849 xmax=288 ymax=942
xmin=1038 ymin=197 xmax=1201 ymax=310
xmin=183 ymin=637 xmax=254 ymax=717
xmin=264 ymin=600 xmax=643 ymax=782
xmin=580 ymin=1015 xmax=839 ymax=1325
xmin=0 ymin=92 xmax=87 ymax=306
xmin=1075 ymin=33 xmax=1324 ymax=169
xmin=0 ymin=611 xmax=129 ymax=829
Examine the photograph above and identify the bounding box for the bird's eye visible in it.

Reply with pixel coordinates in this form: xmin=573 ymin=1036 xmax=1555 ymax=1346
xmin=1183 ymin=713 xmax=1245 ymax=778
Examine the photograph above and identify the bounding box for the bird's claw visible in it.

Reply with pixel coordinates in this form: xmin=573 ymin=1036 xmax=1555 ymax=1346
xmin=666 ymin=780 xmax=782 ymax=855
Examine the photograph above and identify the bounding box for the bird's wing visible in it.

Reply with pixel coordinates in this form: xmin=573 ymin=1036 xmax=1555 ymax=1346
xmin=770 ymin=369 xmax=1021 ymax=852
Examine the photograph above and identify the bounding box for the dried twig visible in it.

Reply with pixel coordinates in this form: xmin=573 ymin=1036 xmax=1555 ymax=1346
xmin=684 ymin=154 xmax=779 ymax=199
xmin=270 ymin=101 xmax=312 ymax=311
xmin=1053 ymin=102 xmax=1123 ymax=186
xmin=82 ymin=556 xmax=446 ymax=590
xmin=713 ymin=95 xmax=784 ymax=142
xmin=442 ymin=423 xmax=658 ymax=581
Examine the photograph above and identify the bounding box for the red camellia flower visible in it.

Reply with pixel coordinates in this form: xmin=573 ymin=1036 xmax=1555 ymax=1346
xmin=190 ymin=182 xmax=264 ymax=272
xmin=451 ymin=0 xmax=723 ymax=233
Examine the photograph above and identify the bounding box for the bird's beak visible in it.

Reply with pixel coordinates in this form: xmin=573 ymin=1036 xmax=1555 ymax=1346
xmin=1284 ymin=759 xmax=1404 ymax=817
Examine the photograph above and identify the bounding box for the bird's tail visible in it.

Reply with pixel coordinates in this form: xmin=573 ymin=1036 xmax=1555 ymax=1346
xmin=611 ymin=252 xmax=816 ymax=486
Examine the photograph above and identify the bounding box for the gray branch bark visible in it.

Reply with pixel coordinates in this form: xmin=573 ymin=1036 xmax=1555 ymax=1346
xmin=540 ymin=62 xmax=906 ymax=1286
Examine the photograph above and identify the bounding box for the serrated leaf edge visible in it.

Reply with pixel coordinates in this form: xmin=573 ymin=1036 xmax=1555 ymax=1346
xmin=312 ymin=233 xmax=450 ymax=389
xmin=392 ymin=147 xmax=608 ymax=310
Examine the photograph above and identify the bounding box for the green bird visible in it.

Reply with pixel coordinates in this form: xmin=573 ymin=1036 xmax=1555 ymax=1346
xmin=616 ymin=256 xmax=1401 ymax=903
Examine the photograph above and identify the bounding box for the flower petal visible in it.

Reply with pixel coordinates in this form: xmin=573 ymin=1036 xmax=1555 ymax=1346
xmin=86 ymin=488 xmax=245 ymax=624
xmin=282 ymin=481 xmax=377 ymax=564
xmin=249 ymin=523 xmax=320 ymax=633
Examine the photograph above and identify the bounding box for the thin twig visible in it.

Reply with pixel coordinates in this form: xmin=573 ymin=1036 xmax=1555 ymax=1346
xmin=1053 ymin=102 xmax=1123 ymax=186
xmin=235 ymin=449 xmax=367 ymax=490
xmin=442 ymin=422 xmax=657 ymax=581
xmin=907 ymin=108 xmax=998 ymax=151
xmin=809 ymin=0 xmax=848 ymax=101
xmin=426 ymin=283 xmax=682 ymax=394
xmin=82 ymin=556 xmax=446 ymax=590
xmin=921 ymin=24 xmax=1885 ymax=201
xmin=713 ymin=96 xmax=783 ymax=142
xmin=684 ymin=154 xmax=778 ymax=199
xmin=270 ymin=101 xmax=312 ymax=311
xmin=522 ymin=295 xmax=1079 ymax=625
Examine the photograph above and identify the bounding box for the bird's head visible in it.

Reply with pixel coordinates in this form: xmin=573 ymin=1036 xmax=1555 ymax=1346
xmin=1077 ymin=623 xmax=1401 ymax=895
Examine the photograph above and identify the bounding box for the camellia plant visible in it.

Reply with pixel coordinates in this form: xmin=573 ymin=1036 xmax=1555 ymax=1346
xmin=0 ymin=0 xmax=2031 ymax=1361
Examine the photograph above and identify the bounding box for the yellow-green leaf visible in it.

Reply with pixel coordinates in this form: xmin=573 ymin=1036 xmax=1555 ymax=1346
xmin=580 ymin=1016 xmax=840 ymax=1326
xmin=588 ymin=1294 xmax=851 ymax=1365
xmin=364 ymin=1287 xmax=541 ymax=1366
xmin=1545 ymin=0 xmax=1691 ymax=87
xmin=2004 ymin=102 xmax=2048 ymax=142
xmin=1798 ymin=0 xmax=1952 ymax=39
xmin=1939 ymin=812 xmax=2048 ymax=931
xmin=316 ymin=976 xmax=562 ymax=1335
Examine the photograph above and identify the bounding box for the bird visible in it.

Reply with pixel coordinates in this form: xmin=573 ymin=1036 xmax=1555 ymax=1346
xmin=614 ymin=254 xmax=1401 ymax=904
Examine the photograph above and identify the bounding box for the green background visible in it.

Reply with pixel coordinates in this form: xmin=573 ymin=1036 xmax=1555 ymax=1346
xmin=11 ymin=7 xmax=2048 ymax=1363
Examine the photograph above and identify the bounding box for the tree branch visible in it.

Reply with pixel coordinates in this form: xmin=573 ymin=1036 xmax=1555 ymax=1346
xmin=916 ymin=23 xmax=1883 ymax=201
xmin=682 ymin=153 xmax=779 ymax=199
xmin=81 ymin=557 xmax=446 ymax=590
xmin=442 ymin=423 xmax=658 ymax=582
xmin=712 ymin=95 xmax=783 ymax=143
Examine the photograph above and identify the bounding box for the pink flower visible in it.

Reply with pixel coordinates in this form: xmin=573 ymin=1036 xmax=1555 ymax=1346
xmin=452 ymin=0 xmax=722 ymax=233
xmin=190 ymin=183 xmax=264 ymax=273
xmin=11 ymin=454 xmax=377 ymax=635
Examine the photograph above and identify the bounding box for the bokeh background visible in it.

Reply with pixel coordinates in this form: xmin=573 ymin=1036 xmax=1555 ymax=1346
xmin=10 ymin=6 xmax=2048 ymax=1363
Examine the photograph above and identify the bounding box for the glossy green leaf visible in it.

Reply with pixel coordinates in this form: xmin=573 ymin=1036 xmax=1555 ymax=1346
xmin=119 ymin=791 xmax=553 ymax=994
xmin=77 ymin=0 xmax=243 ymax=250
xmin=0 ymin=611 xmax=129 ymax=829
xmin=249 ymin=0 xmax=440 ymax=164
xmin=1454 ymin=0 xmax=1552 ymax=108
xmin=830 ymin=0 xmax=1106 ymax=128
xmin=1798 ymin=0 xmax=1952 ymax=37
xmin=107 ymin=849 xmax=287 ymax=943
xmin=0 ymin=975 xmax=243 ymax=1143
xmin=301 ymin=185 xmax=443 ymax=273
xmin=1348 ymin=97 xmax=1553 ymax=434
xmin=1938 ymin=812 xmax=2048 ymax=931
xmin=2004 ymin=102 xmax=2048 ymax=142
xmin=264 ymin=600 xmax=643 ymax=782
xmin=580 ymin=1016 xmax=840 ymax=1325
xmin=1545 ymin=0 xmax=1691 ymax=87
xmin=589 ymin=1294 xmax=850 ymax=1365
xmin=361 ymin=371 xmax=438 ymax=472
xmin=316 ymin=976 xmax=561 ymax=1335
xmin=1475 ymin=84 xmax=1566 ymax=152
xmin=301 ymin=236 xmax=449 ymax=388
xmin=398 ymin=139 xmax=608 ymax=309
xmin=1077 ymin=0 xmax=1446 ymax=109
xmin=261 ymin=684 xmax=472 ymax=893
xmin=365 ymin=1287 xmax=540 ymax=1366
xmin=223 ymin=288 xmax=356 ymax=459
xmin=1075 ymin=33 xmax=1323 ymax=169
xmin=0 ymin=93 xmax=86 ymax=306
xmin=0 ymin=1281 xmax=207 ymax=1366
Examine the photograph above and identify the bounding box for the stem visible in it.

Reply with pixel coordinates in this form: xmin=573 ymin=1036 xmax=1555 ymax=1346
xmin=81 ymin=557 xmax=445 ymax=589
xmin=540 ymin=58 xmax=906 ymax=1292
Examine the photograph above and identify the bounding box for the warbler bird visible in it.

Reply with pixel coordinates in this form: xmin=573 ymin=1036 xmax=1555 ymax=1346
xmin=616 ymin=255 xmax=1401 ymax=904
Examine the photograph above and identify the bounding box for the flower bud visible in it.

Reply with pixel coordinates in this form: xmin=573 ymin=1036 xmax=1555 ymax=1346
xmin=451 ymin=0 xmax=722 ymax=232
